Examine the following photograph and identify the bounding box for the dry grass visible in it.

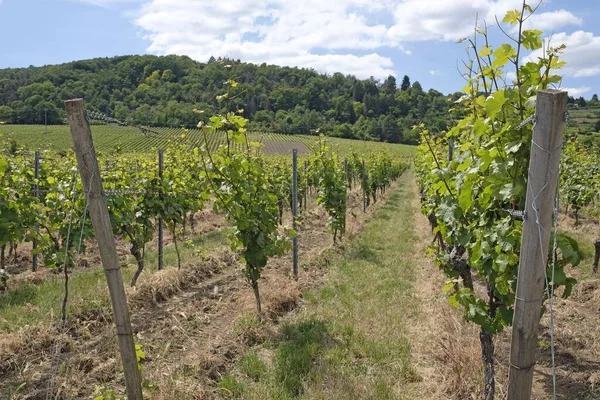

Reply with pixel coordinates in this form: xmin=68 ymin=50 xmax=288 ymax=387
xmin=0 ymin=174 xmax=385 ymax=399
xmin=401 ymin=173 xmax=484 ymax=400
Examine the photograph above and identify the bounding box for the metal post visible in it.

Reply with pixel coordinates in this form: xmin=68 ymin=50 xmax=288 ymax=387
xmin=292 ymin=149 xmax=298 ymax=280
xmin=157 ymin=149 xmax=164 ymax=270
xmin=362 ymin=160 xmax=366 ymax=213
xmin=508 ymin=89 xmax=567 ymax=400
xmin=344 ymin=158 xmax=348 ymax=188
xmin=303 ymin=160 xmax=308 ymax=210
xmin=32 ymin=151 xmax=40 ymax=272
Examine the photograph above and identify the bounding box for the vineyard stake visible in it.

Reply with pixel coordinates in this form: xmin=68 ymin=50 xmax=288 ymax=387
xmin=157 ymin=149 xmax=164 ymax=271
xmin=303 ymin=160 xmax=308 ymax=209
xmin=508 ymin=89 xmax=567 ymax=400
xmin=65 ymin=99 xmax=143 ymax=400
xmin=448 ymin=137 xmax=454 ymax=162
xmin=292 ymin=149 xmax=298 ymax=280
xmin=32 ymin=151 xmax=40 ymax=272
xmin=362 ymin=159 xmax=366 ymax=213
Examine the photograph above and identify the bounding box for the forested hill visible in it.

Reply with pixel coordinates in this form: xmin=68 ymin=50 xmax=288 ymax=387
xmin=0 ymin=55 xmax=457 ymax=144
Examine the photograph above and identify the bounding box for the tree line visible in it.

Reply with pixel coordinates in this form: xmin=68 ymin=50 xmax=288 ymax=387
xmin=0 ymin=55 xmax=457 ymax=144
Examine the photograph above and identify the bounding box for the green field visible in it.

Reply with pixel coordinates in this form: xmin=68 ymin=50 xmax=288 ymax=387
xmin=0 ymin=124 xmax=416 ymax=158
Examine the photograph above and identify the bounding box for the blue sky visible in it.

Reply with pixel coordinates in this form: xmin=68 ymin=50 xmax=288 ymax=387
xmin=1 ymin=0 xmax=599 ymax=98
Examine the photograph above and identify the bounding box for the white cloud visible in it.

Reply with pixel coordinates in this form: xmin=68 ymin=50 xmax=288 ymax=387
xmin=429 ymin=69 xmax=443 ymax=76
xmin=133 ymin=0 xmax=404 ymax=79
xmin=74 ymin=0 xmax=581 ymax=81
xmin=560 ymin=86 xmax=591 ymax=98
xmin=525 ymin=31 xmax=600 ymax=78
xmin=522 ymin=9 xmax=582 ymax=33
xmin=387 ymin=1 xmax=581 ymax=42
xmin=387 ymin=0 xmax=524 ymax=42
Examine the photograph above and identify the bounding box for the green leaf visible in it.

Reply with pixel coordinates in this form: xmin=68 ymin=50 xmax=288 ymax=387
xmin=442 ymin=281 xmax=456 ymax=294
xmin=556 ymin=234 xmax=582 ymax=267
xmin=458 ymin=184 xmax=473 ymax=211
xmin=492 ymin=44 xmax=516 ymax=69
xmin=521 ymin=30 xmax=543 ymax=51
xmin=503 ymin=9 xmax=521 ymax=25
xmin=485 ymin=90 xmax=506 ymax=119
xmin=479 ymin=46 xmax=492 ymax=57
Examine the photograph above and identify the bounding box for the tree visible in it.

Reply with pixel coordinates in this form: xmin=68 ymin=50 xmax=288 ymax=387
xmin=352 ymin=81 xmax=365 ymax=102
xmin=411 ymin=81 xmax=423 ymax=95
xmin=0 ymin=105 xmax=13 ymax=123
xmin=0 ymin=54 xmax=454 ymax=144
xmin=381 ymin=75 xmax=397 ymax=96
xmin=593 ymin=94 xmax=599 ymax=102
xmin=400 ymin=75 xmax=411 ymax=91
xmin=594 ymin=119 xmax=600 ymax=132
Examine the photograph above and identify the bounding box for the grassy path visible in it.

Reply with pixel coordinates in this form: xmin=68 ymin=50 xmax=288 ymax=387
xmin=221 ymin=170 xmax=430 ymax=399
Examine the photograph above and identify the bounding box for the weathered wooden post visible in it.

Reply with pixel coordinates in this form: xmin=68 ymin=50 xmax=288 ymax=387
xmin=65 ymin=99 xmax=143 ymax=400
xmin=508 ymin=89 xmax=567 ymax=400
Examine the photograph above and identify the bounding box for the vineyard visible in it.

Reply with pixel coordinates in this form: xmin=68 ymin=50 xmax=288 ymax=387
xmin=0 ymin=124 xmax=415 ymax=158
xmin=414 ymin=4 xmax=600 ymax=400
xmin=2 ymin=3 xmax=600 ymax=400
xmin=0 ymin=95 xmax=409 ymax=398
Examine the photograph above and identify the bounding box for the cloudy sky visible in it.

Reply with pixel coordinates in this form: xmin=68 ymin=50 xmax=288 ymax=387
xmin=1 ymin=0 xmax=599 ymax=97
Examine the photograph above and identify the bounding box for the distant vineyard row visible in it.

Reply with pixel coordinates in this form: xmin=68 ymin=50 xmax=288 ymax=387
xmin=0 ymin=124 xmax=416 ymax=158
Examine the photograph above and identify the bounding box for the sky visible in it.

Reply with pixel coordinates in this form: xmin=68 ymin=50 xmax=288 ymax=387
xmin=1 ymin=0 xmax=600 ymax=97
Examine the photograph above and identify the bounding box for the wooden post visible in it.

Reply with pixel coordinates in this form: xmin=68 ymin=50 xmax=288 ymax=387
xmin=157 ymin=149 xmax=164 ymax=270
xmin=32 ymin=151 xmax=40 ymax=272
xmin=292 ymin=149 xmax=298 ymax=280
xmin=448 ymin=137 xmax=454 ymax=162
xmin=508 ymin=89 xmax=567 ymax=400
xmin=64 ymin=99 xmax=143 ymax=400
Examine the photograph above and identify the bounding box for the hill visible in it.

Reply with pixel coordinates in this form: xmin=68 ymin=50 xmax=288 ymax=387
xmin=0 ymin=55 xmax=456 ymax=144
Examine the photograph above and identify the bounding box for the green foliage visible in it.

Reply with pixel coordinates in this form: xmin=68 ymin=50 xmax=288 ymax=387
xmin=0 ymin=55 xmax=454 ymax=144
xmin=313 ymin=139 xmax=347 ymax=243
xmin=415 ymin=4 xmax=580 ymax=345
xmin=560 ymin=137 xmax=600 ymax=224
xmin=200 ymin=80 xmax=292 ymax=314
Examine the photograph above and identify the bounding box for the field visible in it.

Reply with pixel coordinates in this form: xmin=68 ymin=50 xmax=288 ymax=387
xmin=0 ymin=124 xmax=416 ymax=158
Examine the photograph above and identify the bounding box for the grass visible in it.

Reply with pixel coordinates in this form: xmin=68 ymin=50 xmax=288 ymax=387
xmin=226 ymin=171 xmax=423 ymax=399
xmin=0 ymin=226 xmax=231 ymax=332
xmin=0 ymin=124 xmax=416 ymax=158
